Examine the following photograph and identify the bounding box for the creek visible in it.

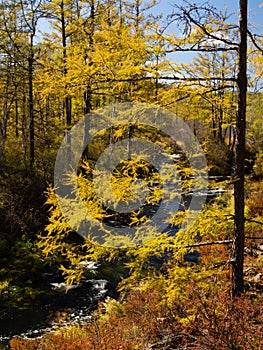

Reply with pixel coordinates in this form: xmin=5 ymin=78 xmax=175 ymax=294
xmin=0 ymin=279 xmax=115 ymax=349
xmin=0 ymin=182 xmax=227 ymax=349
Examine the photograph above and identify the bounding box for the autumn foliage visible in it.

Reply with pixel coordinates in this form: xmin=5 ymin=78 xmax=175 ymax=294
xmin=10 ymin=284 xmax=263 ymax=350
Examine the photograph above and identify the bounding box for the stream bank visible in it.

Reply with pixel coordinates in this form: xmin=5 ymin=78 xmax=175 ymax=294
xmin=0 ymin=278 xmax=116 ymax=349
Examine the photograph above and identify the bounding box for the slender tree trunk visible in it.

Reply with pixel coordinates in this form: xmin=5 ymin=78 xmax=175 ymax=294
xmin=22 ymin=85 xmax=27 ymax=166
xmin=15 ymin=98 xmax=19 ymax=138
xmin=232 ymin=0 xmax=247 ymax=297
xmin=228 ymin=125 xmax=232 ymax=147
xmin=135 ymin=0 xmax=140 ymax=34
xmin=0 ymin=112 xmax=7 ymax=169
xmin=155 ymin=54 xmax=159 ymax=102
xmin=212 ymin=109 xmax=216 ymax=139
xmin=29 ymin=33 xmax=35 ymax=167
xmin=218 ymin=107 xmax=223 ymax=143
xmin=84 ymin=0 xmax=95 ymax=116
xmin=119 ymin=0 xmax=123 ymax=26
xmin=61 ymin=0 xmax=72 ymax=126
xmin=0 ymin=67 xmax=13 ymax=167
xmin=83 ymin=0 xmax=95 ymax=154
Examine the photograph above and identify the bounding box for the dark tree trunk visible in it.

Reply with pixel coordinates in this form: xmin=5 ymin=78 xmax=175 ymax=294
xmin=15 ymin=98 xmax=18 ymax=138
xmin=61 ymin=0 xmax=72 ymax=126
xmin=135 ymin=0 xmax=140 ymax=34
xmin=0 ymin=66 xmax=13 ymax=168
xmin=218 ymin=107 xmax=223 ymax=143
xmin=83 ymin=0 xmax=95 ymax=154
xmin=212 ymin=108 xmax=216 ymax=139
xmin=119 ymin=0 xmax=123 ymax=26
xmin=84 ymin=0 xmax=94 ymax=116
xmin=228 ymin=125 xmax=232 ymax=147
xmin=84 ymin=86 xmax=92 ymax=115
xmin=155 ymin=54 xmax=159 ymax=102
xmin=232 ymin=0 xmax=247 ymax=297
xmin=29 ymin=34 xmax=35 ymax=167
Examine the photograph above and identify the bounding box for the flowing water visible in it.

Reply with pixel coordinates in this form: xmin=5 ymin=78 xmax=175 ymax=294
xmin=0 ymin=279 xmax=111 ymax=349
xmin=0 ymin=183 xmax=227 ymax=349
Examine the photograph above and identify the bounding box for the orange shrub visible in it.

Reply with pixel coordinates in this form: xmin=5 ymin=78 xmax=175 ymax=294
xmin=246 ymin=181 xmax=263 ymax=217
xmin=10 ymin=286 xmax=263 ymax=350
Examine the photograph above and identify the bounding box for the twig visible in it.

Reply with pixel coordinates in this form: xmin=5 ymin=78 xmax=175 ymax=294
xmin=185 ymin=239 xmax=233 ymax=248
xmin=245 ymin=218 xmax=263 ymax=226
xmin=247 ymin=30 xmax=263 ymax=54
xmin=185 ymin=235 xmax=263 ymax=249
xmin=245 ymin=237 xmax=263 ymax=240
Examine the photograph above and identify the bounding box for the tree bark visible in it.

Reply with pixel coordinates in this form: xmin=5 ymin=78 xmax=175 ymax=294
xmin=0 ymin=72 xmax=11 ymax=168
xmin=232 ymin=0 xmax=247 ymax=297
xmin=61 ymin=0 xmax=72 ymax=126
xmin=84 ymin=0 xmax=95 ymax=116
xmin=29 ymin=33 xmax=35 ymax=167
xmin=83 ymin=0 xmax=95 ymax=155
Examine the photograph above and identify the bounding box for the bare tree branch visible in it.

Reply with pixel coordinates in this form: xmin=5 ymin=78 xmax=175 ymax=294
xmin=165 ymin=46 xmax=238 ymax=53
xmin=247 ymin=30 xmax=263 ymax=54
xmin=245 ymin=217 xmax=263 ymax=226
xmin=185 ymin=234 xmax=263 ymax=249
xmin=168 ymin=1 xmax=239 ymax=48
xmin=185 ymin=239 xmax=233 ymax=248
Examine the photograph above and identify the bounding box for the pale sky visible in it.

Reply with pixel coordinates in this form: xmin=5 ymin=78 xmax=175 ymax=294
xmin=148 ymin=0 xmax=263 ymax=64
xmin=37 ymin=0 xmax=263 ymax=65
xmin=151 ymin=0 xmax=263 ymax=34
xmin=37 ymin=1 xmax=263 ymax=37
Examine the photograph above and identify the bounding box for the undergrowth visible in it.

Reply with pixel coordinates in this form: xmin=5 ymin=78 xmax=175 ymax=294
xmin=10 ymin=286 xmax=263 ymax=350
xmin=9 ymin=180 xmax=263 ymax=350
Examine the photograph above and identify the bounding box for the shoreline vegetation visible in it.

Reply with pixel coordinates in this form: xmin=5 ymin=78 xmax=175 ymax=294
xmin=2 ymin=180 xmax=263 ymax=349
xmin=0 ymin=0 xmax=262 ymax=348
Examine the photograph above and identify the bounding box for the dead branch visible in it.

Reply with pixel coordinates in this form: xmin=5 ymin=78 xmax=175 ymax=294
xmin=247 ymin=30 xmax=263 ymax=54
xmin=245 ymin=217 xmax=263 ymax=226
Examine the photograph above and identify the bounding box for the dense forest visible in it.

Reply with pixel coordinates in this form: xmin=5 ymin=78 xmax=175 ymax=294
xmin=0 ymin=0 xmax=263 ymax=348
